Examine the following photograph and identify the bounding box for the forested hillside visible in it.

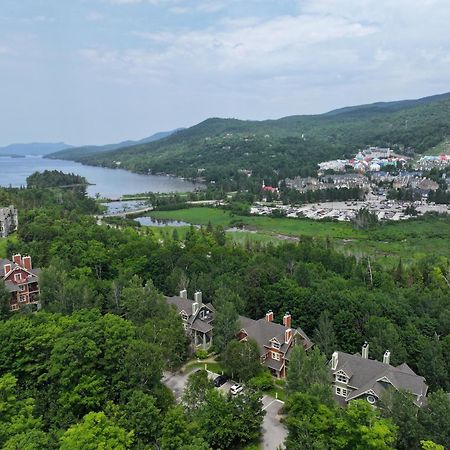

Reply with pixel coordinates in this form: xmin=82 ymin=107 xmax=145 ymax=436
xmin=47 ymin=129 xmax=182 ymax=160
xmin=46 ymin=93 xmax=450 ymax=188
xmin=0 ymin=178 xmax=449 ymax=448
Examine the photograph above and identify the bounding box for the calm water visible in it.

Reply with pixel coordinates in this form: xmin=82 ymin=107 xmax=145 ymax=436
xmin=134 ymin=216 xmax=191 ymax=227
xmin=102 ymin=200 xmax=149 ymax=214
xmin=0 ymin=156 xmax=198 ymax=197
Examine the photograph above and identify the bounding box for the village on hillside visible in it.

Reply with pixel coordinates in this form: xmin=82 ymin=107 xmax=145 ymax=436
xmin=251 ymin=146 xmax=450 ymax=221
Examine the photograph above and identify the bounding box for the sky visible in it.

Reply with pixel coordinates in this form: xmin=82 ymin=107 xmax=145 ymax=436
xmin=0 ymin=0 xmax=449 ymax=146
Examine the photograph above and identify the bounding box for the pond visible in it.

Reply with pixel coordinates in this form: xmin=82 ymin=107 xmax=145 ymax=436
xmin=134 ymin=216 xmax=191 ymax=227
xmin=102 ymin=200 xmax=149 ymax=215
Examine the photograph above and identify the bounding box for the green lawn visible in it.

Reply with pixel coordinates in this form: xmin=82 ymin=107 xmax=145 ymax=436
xmin=150 ymin=208 xmax=366 ymax=239
xmin=151 ymin=208 xmax=232 ymax=227
xmin=148 ymin=208 xmax=450 ymax=264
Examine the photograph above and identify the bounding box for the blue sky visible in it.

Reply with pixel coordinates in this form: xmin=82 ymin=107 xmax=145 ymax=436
xmin=1 ymin=0 xmax=449 ymax=146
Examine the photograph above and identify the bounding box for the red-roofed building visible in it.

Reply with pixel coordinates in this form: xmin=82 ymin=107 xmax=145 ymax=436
xmin=1 ymin=254 xmax=41 ymax=311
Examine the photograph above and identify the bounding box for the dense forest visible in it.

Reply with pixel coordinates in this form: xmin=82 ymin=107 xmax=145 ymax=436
xmin=26 ymin=170 xmax=89 ymax=189
xmin=47 ymin=93 xmax=450 ymax=190
xmin=0 ymin=178 xmax=449 ymax=448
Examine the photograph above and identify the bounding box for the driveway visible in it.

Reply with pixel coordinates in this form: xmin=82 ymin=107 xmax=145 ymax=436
xmin=261 ymin=396 xmax=287 ymax=450
xmin=162 ymin=371 xmax=191 ymax=402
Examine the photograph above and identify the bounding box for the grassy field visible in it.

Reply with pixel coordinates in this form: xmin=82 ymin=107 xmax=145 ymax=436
xmin=149 ymin=208 xmax=450 ymax=264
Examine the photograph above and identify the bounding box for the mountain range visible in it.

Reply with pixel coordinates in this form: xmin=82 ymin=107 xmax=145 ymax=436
xmin=0 ymin=129 xmax=182 ymax=158
xmin=47 ymin=129 xmax=183 ymax=160
xmin=45 ymin=92 xmax=450 ymax=186
xmin=0 ymin=142 xmax=72 ymax=157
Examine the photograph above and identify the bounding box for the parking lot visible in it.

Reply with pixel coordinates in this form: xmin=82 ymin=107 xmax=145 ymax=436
xmin=163 ymin=369 xmax=288 ymax=449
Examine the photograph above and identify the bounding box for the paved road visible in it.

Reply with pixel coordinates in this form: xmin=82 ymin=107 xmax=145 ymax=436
xmin=261 ymin=396 xmax=287 ymax=450
xmin=162 ymin=371 xmax=190 ymax=402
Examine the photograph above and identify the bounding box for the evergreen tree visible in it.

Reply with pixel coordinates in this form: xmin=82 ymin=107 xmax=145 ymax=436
xmin=286 ymin=346 xmax=332 ymax=405
xmin=379 ymin=389 xmax=420 ymax=450
xmin=213 ymin=288 xmax=240 ymax=353
xmin=313 ymin=310 xmax=337 ymax=358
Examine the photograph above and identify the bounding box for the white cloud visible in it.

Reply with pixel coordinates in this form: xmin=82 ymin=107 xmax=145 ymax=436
xmin=79 ymin=0 xmax=450 ymax=117
xmin=123 ymin=13 xmax=378 ymax=76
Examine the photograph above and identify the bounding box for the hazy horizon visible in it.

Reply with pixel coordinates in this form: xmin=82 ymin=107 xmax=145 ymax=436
xmin=1 ymin=0 xmax=449 ymax=146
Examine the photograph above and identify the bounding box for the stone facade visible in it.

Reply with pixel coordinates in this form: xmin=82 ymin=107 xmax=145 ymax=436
xmin=0 ymin=206 xmax=18 ymax=238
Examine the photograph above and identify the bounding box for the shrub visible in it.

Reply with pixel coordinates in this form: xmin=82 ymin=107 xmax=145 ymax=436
xmin=248 ymin=371 xmax=274 ymax=391
xmin=195 ymin=349 xmax=209 ymax=360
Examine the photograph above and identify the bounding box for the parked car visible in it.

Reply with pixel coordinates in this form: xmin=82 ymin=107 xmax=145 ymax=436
xmin=213 ymin=375 xmax=228 ymax=387
xmin=230 ymin=383 xmax=243 ymax=395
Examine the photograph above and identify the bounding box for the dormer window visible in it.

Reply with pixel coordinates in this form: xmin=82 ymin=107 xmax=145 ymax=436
xmin=181 ymin=312 xmax=188 ymax=321
xmin=271 ymin=352 xmax=281 ymax=361
xmin=335 ymin=386 xmax=348 ymax=397
xmin=336 ymin=374 xmax=348 ymax=384
xmin=271 ymin=340 xmax=280 ymax=349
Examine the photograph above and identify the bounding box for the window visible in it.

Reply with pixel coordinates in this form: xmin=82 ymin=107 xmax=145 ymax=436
xmin=367 ymin=395 xmax=376 ymax=405
xmin=181 ymin=313 xmax=188 ymax=321
xmin=271 ymin=341 xmax=280 ymax=349
xmin=271 ymin=352 xmax=281 ymax=361
xmin=336 ymin=374 xmax=348 ymax=383
xmin=335 ymin=386 xmax=348 ymax=397
xmin=14 ymin=273 xmax=21 ymax=281
xmin=19 ymin=295 xmax=27 ymax=303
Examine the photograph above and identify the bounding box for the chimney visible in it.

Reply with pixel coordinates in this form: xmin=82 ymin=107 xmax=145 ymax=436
xmin=362 ymin=342 xmax=369 ymax=359
xmin=284 ymin=328 xmax=292 ymax=344
xmin=12 ymin=254 xmax=22 ymax=266
xmin=192 ymin=301 xmax=199 ymax=316
xmin=383 ymin=350 xmax=391 ymax=365
xmin=331 ymin=351 xmax=339 ymax=370
xmin=22 ymin=256 xmax=32 ymax=271
xmin=3 ymin=264 xmax=11 ymax=275
xmin=283 ymin=312 xmax=292 ymax=328
xmin=265 ymin=310 xmax=274 ymax=322
xmin=194 ymin=291 xmax=202 ymax=305
xmin=179 ymin=289 xmax=188 ymax=299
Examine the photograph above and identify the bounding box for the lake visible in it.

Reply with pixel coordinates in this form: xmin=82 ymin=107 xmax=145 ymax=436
xmin=0 ymin=156 xmax=198 ymax=197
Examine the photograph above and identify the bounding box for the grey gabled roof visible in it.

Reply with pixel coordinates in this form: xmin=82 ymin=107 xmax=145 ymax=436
xmin=265 ymin=357 xmax=285 ymax=372
xmin=332 ymin=351 xmax=428 ymax=405
xmin=166 ymin=295 xmax=194 ymax=316
xmin=4 ymin=280 xmax=20 ymax=292
xmin=238 ymin=315 xmax=312 ymax=357
xmin=165 ymin=295 xmax=215 ymax=333
xmin=191 ymin=318 xmax=213 ymax=333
